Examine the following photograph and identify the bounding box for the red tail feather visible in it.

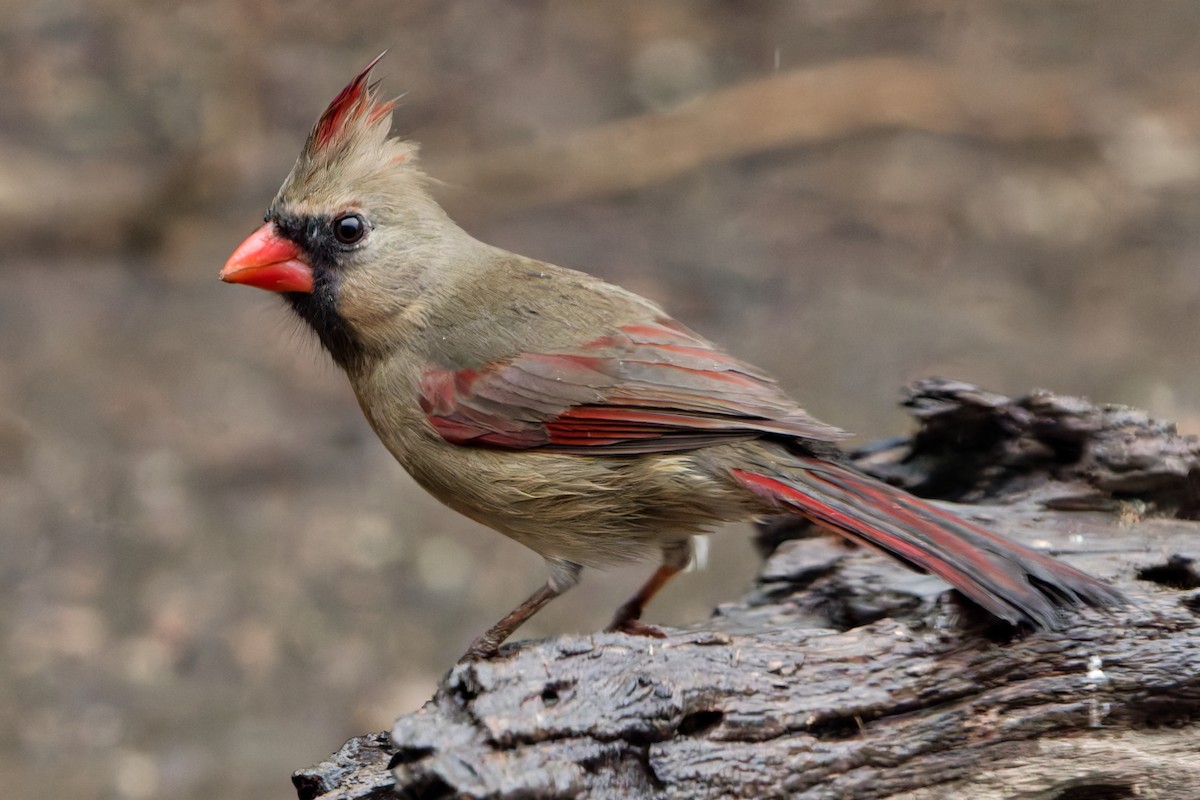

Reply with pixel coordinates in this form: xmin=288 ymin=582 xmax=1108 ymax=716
xmin=730 ymin=459 xmax=1123 ymax=628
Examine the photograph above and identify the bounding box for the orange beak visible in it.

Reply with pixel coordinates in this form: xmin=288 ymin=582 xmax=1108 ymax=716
xmin=220 ymin=223 xmax=314 ymax=293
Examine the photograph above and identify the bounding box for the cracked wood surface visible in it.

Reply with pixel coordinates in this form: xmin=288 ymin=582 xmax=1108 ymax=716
xmin=294 ymin=383 xmax=1200 ymax=799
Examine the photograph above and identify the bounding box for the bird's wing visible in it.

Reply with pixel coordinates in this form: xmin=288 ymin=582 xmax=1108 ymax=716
xmin=418 ymin=319 xmax=848 ymax=454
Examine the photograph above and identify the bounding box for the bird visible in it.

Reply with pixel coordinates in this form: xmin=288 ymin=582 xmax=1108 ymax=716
xmin=220 ymin=55 xmax=1124 ymax=660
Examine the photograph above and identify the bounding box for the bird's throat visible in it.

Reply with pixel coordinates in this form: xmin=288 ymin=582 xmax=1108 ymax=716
xmin=285 ymin=282 xmax=364 ymax=370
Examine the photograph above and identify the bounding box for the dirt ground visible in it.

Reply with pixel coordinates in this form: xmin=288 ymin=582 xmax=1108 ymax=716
xmin=3 ymin=2 xmax=1200 ymax=798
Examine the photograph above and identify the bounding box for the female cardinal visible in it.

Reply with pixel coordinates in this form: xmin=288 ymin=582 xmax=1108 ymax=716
xmin=221 ymin=56 xmax=1123 ymax=660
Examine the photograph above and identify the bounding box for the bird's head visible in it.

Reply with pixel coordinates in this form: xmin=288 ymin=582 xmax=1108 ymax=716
xmin=221 ymin=54 xmax=463 ymax=369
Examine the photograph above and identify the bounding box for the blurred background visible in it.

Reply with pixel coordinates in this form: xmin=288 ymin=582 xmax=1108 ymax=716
xmin=4 ymin=1 xmax=1200 ymax=797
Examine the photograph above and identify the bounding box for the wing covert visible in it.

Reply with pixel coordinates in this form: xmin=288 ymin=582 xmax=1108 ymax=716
xmin=418 ymin=319 xmax=847 ymax=454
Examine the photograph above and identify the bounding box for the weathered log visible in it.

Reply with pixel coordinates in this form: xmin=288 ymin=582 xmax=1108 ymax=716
xmin=294 ymin=381 xmax=1200 ymax=800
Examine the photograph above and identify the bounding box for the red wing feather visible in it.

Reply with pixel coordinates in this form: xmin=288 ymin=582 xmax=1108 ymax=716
xmin=419 ymin=320 xmax=847 ymax=454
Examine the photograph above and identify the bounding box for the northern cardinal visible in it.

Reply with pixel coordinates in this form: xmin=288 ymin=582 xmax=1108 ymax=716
xmin=221 ymin=56 xmax=1123 ymax=660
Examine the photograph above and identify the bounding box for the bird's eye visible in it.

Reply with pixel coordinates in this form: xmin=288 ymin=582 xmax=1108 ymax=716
xmin=332 ymin=213 xmax=366 ymax=245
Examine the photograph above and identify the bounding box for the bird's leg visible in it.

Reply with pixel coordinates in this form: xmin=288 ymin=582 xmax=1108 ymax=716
xmin=459 ymin=585 xmax=558 ymax=661
xmin=460 ymin=560 xmax=581 ymax=662
xmin=606 ymin=539 xmax=692 ymax=638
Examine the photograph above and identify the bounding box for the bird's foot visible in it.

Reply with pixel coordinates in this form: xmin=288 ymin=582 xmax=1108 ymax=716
xmin=458 ymin=636 xmax=502 ymax=663
xmin=605 ymin=618 xmax=667 ymax=638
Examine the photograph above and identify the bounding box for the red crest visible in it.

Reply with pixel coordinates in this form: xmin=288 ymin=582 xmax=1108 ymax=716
xmin=311 ymin=52 xmax=395 ymax=151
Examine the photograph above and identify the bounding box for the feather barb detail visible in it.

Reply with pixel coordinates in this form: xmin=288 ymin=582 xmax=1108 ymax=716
xmin=312 ymin=51 xmax=389 ymax=152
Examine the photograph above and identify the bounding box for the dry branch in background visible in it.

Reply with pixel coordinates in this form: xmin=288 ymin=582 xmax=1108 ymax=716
xmin=294 ymin=380 xmax=1200 ymax=800
xmin=18 ymin=57 xmax=1193 ymax=253
xmin=432 ymin=56 xmax=1187 ymax=216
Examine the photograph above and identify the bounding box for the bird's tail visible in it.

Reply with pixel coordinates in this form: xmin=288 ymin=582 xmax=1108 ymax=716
xmin=730 ymin=456 xmax=1124 ymax=628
